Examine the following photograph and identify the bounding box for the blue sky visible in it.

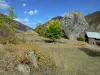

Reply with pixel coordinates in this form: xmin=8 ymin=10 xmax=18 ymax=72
xmin=0 ymin=0 xmax=100 ymax=29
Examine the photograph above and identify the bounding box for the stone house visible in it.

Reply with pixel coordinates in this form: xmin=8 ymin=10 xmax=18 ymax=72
xmin=85 ymin=32 xmax=100 ymax=45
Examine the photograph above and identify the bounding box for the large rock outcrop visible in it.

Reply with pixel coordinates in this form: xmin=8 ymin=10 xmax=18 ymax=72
xmin=61 ymin=11 xmax=89 ymax=40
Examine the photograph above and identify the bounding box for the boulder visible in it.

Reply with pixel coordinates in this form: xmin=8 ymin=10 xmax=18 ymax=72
xmin=61 ymin=11 xmax=89 ymax=40
xmin=28 ymin=50 xmax=39 ymax=69
xmin=16 ymin=64 xmax=30 ymax=75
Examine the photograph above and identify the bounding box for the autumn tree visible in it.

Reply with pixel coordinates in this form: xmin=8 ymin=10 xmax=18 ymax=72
xmin=35 ymin=22 xmax=46 ymax=36
xmin=45 ymin=19 xmax=63 ymax=42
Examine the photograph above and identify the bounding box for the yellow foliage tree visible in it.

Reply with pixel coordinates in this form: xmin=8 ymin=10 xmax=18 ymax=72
xmin=45 ymin=19 xmax=63 ymax=42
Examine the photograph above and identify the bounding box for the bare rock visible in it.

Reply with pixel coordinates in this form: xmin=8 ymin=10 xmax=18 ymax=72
xmin=16 ymin=64 xmax=30 ymax=75
xmin=61 ymin=11 xmax=89 ymax=40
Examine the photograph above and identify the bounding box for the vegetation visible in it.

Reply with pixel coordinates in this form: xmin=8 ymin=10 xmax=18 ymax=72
xmin=78 ymin=34 xmax=85 ymax=41
xmin=8 ymin=7 xmax=17 ymax=20
xmin=45 ymin=19 xmax=63 ymax=42
xmin=0 ymin=7 xmax=18 ymax=44
xmin=35 ymin=22 xmax=46 ymax=36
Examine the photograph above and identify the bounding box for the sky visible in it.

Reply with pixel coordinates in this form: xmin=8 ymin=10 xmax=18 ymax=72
xmin=0 ymin=0 xmax=100 ymax=29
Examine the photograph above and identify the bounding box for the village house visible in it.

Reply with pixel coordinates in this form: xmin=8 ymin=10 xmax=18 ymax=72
xmin=85 ymin=32 xmax=100 ymax=45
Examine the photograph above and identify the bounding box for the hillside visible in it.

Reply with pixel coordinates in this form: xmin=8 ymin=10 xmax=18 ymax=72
xmin=43 ymin=16 xmax=63 ymax=26
xmin=85 ymin=11 xmax=100 ymax=31
xmin=0 ymin=13 xmax=33 ymax=31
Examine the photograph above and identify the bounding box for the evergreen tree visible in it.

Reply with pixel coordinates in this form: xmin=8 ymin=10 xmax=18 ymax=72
xmin=8 ymin=7 xmax=16 ymax=19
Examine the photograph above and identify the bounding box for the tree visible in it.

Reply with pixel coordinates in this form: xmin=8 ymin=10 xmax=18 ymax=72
xmin=45 ymin=19 xmax=63 ymax=42
xmin=35 ymin=22 xmax=45 ymax=36
xmin=8 ymin=7 xmax=16 ymax=19
xmin=8 ymin=7 xmax=17 ymax=35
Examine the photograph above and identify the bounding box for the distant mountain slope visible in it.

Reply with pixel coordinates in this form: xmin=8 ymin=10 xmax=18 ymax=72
xmin=0 ymin=13 xmax=33 ymax=31
xmin=43 ymin=16 xmax=63 ymax=26
xmin=85 ymin=11 xmax=100 ymax=31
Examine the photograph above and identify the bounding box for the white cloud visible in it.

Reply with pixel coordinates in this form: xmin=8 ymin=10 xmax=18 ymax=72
xmin=22 ymin=3 xmax=26 ymax=7
xmin=28 ymin=9 xmax=38 ymax=15
xmin=14 ymin=18 xmax=21 ymax=22
xmin=28 ymin=10 xmax=33 ymax=15
xmin=14 ymin=18 xmax=36 ymax=25
xmin=24 ymin=11 xmax=27 ymax=14
xmin=0 ymin=0 xmax=10 ymax=9
xmin=23 ymin=18 xmax=29 ymax=23
xmin=34 ymin=9 xmax=38 ymax=14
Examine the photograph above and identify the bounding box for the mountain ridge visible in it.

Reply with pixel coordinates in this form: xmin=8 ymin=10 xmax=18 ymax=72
xmin=0 ymin=13 xmax=33 ymax=31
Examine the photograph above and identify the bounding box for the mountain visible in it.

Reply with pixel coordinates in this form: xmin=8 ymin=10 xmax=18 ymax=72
xmin=85 ymin=11 xmax=100 ymax=32
xmin=0 ymin=13 xmax=33 ymax=31
xmin=43 ymin=16 xmax=63 ymax=26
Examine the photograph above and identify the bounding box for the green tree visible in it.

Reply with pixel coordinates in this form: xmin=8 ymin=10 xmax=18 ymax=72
xmin=45 ymin=19 xmax=63 ymax=42
xmin=8 ymin=7 xmax=16 ymax=19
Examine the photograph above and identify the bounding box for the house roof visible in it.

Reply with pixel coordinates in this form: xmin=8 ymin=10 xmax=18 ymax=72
xmin=86 ymin=32 xmax=100 ymax=39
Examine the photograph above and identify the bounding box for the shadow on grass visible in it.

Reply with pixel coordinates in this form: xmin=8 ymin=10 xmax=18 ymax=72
xmin=79 ymin=48 xmax=100 ymax=57
xmin=44 ymin=40 xmax=54 ymax=43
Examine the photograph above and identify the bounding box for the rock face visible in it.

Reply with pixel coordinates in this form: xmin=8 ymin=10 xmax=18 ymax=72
xmin=61 ymin=11 xmax=89 ymax=40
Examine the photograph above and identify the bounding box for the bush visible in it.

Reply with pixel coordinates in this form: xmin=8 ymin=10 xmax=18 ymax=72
xmin=79 ymin=34 xmax=85 ymax=41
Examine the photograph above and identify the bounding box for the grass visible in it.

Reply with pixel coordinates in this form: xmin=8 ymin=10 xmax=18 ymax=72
xmin=0 ymin=30 xmax=100 ymax=75
xmin=35 ymin=41 xmax=100 ymax=75
xmin=0 ymin=42 xmax=55 ymax=75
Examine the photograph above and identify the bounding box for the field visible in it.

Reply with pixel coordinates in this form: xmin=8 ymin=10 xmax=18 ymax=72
xmin=0 ymin=31 xmax=100 ymax=75
xmin=33 ymin=40 xmax=100 ymax=75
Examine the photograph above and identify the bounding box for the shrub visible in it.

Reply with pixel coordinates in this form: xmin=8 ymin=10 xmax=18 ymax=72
xmin=79 ymin=34 xmax=85 ymax=41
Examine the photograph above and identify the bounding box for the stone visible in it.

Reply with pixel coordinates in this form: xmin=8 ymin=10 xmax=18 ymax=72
xmin=16 ymin=64 xmax=30 ymax=75
xmin=28 ymin=50 xmax=39 ymax=69
xmin=61 ymin=11 xmax=89 ymax=40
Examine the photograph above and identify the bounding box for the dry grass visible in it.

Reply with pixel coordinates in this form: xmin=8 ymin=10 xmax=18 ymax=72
xmin=34 ymin=41 xmax=100 ymax=75
xmin=0 ymin=43 xmax=55 ymax=75
xmin=1 ymin=30 xmax=100 ymax=75
xmin=15 ymin=43 xmax=55 ymax=70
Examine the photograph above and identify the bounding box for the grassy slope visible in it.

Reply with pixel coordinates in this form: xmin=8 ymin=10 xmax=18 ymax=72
xmin=14 ymin=30 xmax=100 ymax=75
xmin=35 ymin=40 xmax=100 ymax=75
xmin=0 ymin=30 xmax=100 ymax=75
